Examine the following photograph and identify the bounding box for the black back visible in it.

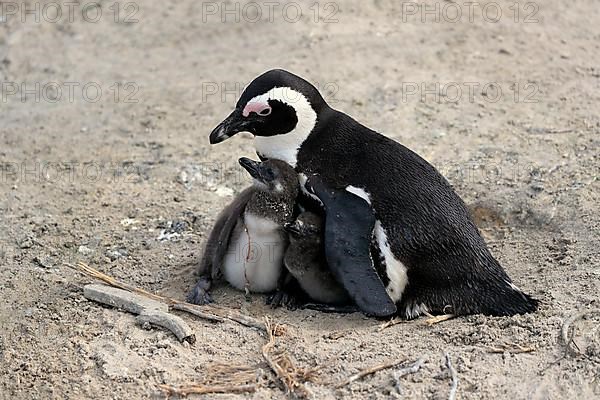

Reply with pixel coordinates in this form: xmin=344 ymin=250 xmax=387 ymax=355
xmin=297 ymin=108 xmax=538 ymax=317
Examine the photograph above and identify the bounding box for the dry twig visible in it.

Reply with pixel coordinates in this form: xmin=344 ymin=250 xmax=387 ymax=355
xmin=424 ymin=313 xmax=456 ymax=326
xmin=487 ymin=342 xmax=535 ymax=354
xmin=208 ymin=306 xmax=267 ymax=331
xmin=445 ymin=353 xmax=458 ymax=400
xmin=393 ymin=357 xmax=425 ymax=394
xmin=171 ymin=302 xmax=226 ymax=323
xmin=540 ymin=309 xmax=600 ymax=375
xmin=561 ymin=309 xmax=600 ymax=355
xmin=378 ymin=317 xmax=406 ymax=331
xmin=336 ymin=358 xmax=406 ymax=388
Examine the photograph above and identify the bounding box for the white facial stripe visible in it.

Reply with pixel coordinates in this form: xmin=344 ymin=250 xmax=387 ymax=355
xmin=251 ymin=87 xmax=317 ymax=167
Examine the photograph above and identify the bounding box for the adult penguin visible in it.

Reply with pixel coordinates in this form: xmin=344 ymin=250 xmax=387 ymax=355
xmin=208 ymin=69 xmax=538 ymax=319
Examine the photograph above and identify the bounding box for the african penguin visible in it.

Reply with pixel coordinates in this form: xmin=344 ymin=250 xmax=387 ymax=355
xmin=187 ymin=157 xmax=298 ymax=305
xmin=208 ymin=69 xmax=539 ymax=318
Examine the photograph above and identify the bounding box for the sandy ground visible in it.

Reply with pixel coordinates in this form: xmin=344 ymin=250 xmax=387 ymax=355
xmin=1 ymin=0 xmax=599 ymax=398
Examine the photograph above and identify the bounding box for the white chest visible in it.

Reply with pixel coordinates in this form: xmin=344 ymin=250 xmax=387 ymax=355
xmin=222 ymin=214 xmax=286 ymax=293
xmin=255 ymin=135 xmax=300 ymax=167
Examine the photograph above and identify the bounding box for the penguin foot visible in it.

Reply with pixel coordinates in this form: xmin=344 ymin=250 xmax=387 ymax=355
xmin=187 ymin=277 xmax=213 ymax=305
xmin=266 ymin=290 xmax=300 ymax=310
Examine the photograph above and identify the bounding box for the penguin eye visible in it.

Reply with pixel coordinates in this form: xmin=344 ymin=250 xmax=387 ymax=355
xmin=264 ymin=168 xmax=275 ymax=181
xmin=257 ymin=107 xmax=272 ymax=116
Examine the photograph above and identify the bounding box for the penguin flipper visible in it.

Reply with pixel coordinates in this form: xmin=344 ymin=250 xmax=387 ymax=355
xmin=305 ymin=176 xmax=397 ymax=317
xmin=205 ymin=187 xmax=253 ymax=278
xmin=189 ymin=187 xmax=253 ymax=304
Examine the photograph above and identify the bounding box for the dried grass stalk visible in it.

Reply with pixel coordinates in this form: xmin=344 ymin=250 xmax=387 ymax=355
xmin=262 ymin=318 xmax=316 ymax=398
xmin=336 ymin=358 xmax=406 ymax=388
xmin=158 ymin=383 xmax=256 ymax=396
xmin=487 ymin=342 xmax=535 ymax=354
xmin=159 ymin=363 xmax=263 ymax=397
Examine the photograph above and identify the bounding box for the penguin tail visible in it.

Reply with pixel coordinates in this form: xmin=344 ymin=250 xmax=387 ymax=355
xmin=482 ymin=280 xmax=539 ymax=316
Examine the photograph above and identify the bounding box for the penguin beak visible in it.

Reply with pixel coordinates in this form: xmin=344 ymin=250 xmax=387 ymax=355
xmin=209 ymin=108 xmax=251 ymax=144
xmin=238 ymin=157 xmax=261 ymax=179
xmin=283 ymin=221 xmax=302 ymax=235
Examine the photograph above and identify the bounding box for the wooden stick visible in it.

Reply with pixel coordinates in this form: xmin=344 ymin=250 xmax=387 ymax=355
xmin=67 ymin=262 xmax=266 ymax=331
xmin=83 ymin=283 xmax=168 ymax=314
xmin=209 ymin=306 xmax=267 ymax=331
xmin=336 ymin=358 xmax=406 ymax=388
xmin=83 ymin=284 xmax=195 ymax=343
xmin=561 ymin=309 xmax=600 ymax=355
xmin=171 ymin=302 xmax=226 ymax=323
xmin=445 ymin=353 xmax=458 ymax=400
xmin=73 ymin=262 xmax=165 ymax=301
xmin=137 ymin=310 xmax=196 ymax=344
xmin=158 ymin=383 xmax=256 ymax=396
xmin=174 ymin=302 xmax=267 ymax=331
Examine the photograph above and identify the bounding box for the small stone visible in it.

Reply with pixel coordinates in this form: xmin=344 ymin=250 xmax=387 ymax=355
xmin=106 ymin=248 xmax=128 ymax=261
xmin=530 ymin=182 xmax=544 ymax=192
xmin=78 ymin=245 xmax=94 ymax=255
xmin=17 ymin=237 xmax=34 ymax=249
xmin=170 ymin=220 xmax=188 ymax=234
xmin=120 ymin=218 xmax=137 ymax=227
xmin=33 ymin=256 xmax=53 ymax=269
xmin=215 ymin=186 xmax=234 ymax=197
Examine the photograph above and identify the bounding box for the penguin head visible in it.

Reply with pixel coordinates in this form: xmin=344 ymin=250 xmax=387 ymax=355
xmin=284 ymin=212 xmax=322 ymax=243
xmin=238 ymin=157 xmax=298 ymax=196
xmin=210 ymin=70 xmax=329 ymax=166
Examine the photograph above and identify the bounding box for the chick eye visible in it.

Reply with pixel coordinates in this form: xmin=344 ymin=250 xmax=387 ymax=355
xmin=258 ymin=107 xmax=272 ymax=116
xmin=264 ymin=169 xmax=275 ymax=180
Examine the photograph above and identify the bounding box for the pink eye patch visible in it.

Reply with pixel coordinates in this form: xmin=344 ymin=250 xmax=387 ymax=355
xmin=242 ymin=101 xmax=271 ymax=117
